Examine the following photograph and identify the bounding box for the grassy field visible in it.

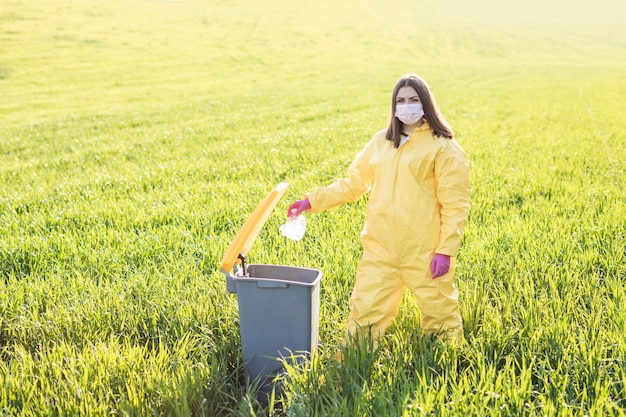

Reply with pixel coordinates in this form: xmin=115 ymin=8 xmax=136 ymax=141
xmin=1 ymin=0 xmax=626 ymax=415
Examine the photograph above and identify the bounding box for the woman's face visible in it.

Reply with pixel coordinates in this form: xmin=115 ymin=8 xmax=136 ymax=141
xmin=395 ymin=86 xmax=420 ymax=106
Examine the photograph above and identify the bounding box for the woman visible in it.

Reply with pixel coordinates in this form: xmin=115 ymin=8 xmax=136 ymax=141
xmin=288 ymin=73 xmax=470 ymax=346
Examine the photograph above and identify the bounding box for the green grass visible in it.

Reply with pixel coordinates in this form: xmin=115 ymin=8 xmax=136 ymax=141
xmin=1 ymin=0 xmax=626 ymax=415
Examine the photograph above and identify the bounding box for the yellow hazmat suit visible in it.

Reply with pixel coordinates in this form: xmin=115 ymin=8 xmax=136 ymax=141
xmin=306 ymin=122 xmax=470 ymax=343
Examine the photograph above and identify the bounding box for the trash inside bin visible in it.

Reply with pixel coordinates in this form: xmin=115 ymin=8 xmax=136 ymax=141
xmin=219 ymin=182 xmax=323 ymax=400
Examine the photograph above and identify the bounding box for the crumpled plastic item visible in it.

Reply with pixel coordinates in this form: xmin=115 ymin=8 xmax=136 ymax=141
xmin=280 ymin=214 xmax=307 ymax=241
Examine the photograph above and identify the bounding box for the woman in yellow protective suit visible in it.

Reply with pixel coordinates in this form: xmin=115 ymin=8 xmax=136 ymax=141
xmin=288 ymin=73 xmax=470 ymax=345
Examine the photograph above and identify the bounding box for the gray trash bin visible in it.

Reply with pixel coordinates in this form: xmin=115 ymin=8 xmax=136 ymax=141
xmin=231 ymin=264 xmax=322 ymax=396
xmin=219 ymin=182 xmax=322 ymax=400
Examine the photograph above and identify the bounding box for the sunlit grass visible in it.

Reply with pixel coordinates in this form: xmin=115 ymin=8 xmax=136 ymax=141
xmin=1 ymin=0 xmax=625 ymax=415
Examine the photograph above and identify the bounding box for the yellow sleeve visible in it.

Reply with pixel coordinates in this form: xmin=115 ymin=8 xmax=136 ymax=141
xmin=434 ymin=139 xmax=471 ymax=256
xmin=305 ymin=139 xmax=375 ymax=213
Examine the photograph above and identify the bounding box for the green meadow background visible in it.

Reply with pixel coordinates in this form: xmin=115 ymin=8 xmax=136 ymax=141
xmin=1 ymin=0 xmax=625 ymax=415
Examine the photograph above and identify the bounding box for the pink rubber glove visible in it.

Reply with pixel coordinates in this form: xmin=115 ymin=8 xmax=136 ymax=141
xmin=431 ymin=254 xmax=450 ymax=279
xmin=287 ymin=198 xmax=311 ymax=218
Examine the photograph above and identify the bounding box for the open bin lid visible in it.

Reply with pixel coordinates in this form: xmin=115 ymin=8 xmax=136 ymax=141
xmin=219 ymin=182 xmax=289 ymax=275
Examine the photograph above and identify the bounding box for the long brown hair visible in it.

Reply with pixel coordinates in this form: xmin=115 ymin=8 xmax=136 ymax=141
xmin=385 ymin=73 xmax=454 ymax=148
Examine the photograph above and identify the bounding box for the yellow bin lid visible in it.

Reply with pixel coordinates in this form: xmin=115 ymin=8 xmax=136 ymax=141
xmin=219 ymin=182 xmax=290 ymax=273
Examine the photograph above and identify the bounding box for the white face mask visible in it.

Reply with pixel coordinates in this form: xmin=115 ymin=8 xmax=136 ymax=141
xmin=395 ymin=103 xmax=424 ymax=125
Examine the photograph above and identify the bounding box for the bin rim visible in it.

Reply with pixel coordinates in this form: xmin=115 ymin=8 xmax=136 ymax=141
xmin=219 ymin=182 xmax=290 ymax=274
xmin=233 ymin=263 xmax=323 ymax=287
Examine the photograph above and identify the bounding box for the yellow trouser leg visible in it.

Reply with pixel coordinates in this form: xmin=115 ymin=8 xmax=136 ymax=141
xmin=341 ymin=250 xmax=464 ymax=358
xmin=403 ymin=259 xmax=464 ymax=343
xmin=346 ymin=253 xmax=404 ymax=349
